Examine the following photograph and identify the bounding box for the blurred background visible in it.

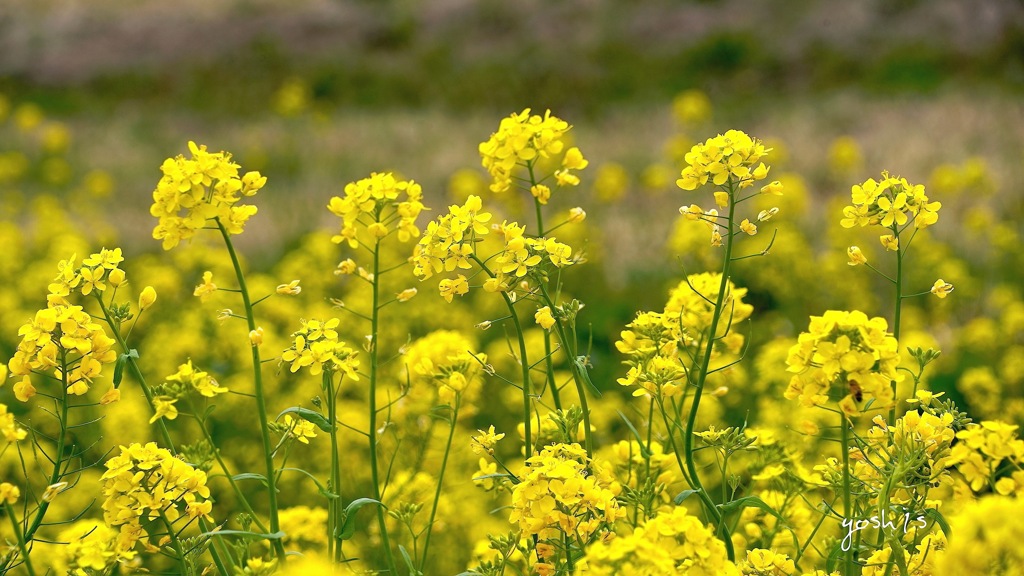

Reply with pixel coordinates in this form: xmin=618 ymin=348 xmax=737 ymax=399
xmin=1 ymin=0 xmax=1023 ymax=395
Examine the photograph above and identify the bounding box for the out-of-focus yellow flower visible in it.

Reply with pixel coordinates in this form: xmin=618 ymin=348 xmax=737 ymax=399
xmin=672 ymin=89 xmax=712 ymax=125
xmin=0 ymin=482 xmax=20 ymax=504
xmin=149 ymin=396 xmax=178 ymax=423
xmin=568 ymin=207 xmax=587 ymax=223
xmin=335 ymin=258 xmax=357 ymax=275
xmin=249 ymin=327 xmax=264 ymax=347
xmin=396 ymin=287 xmax=417 ymax=302
xmin=930 ymin=279 xmax=954 ymax=299
xmin=276 ymin=279 xmax=302 ymax=295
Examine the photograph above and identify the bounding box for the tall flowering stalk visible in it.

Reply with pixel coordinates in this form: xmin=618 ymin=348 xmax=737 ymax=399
xmin=149 ymin=141 xmax=285 ymax=565
xmin=328 ymin=171 xmax=425 ymax=573
xmin=656 ymin=129 xmax=780 ymax=558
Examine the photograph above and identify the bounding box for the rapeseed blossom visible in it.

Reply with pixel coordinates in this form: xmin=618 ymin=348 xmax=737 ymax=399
xmin=150 ymin=141 xmax=266 ymax=249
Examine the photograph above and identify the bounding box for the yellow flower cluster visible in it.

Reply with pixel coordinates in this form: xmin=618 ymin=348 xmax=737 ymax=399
xmin=413 ymin=195 xmax=574 ymax=301
xmin=617 ymin=273 xmax=752 ymax=398
xmin=741 ymin=548 xmax=796 ymax=575
xmin=676 ymin=129 xmax=774 ymax=191
xmin=478 ymin=108 xmax=586 ymax=194
xmin=327 ymin=172 xmax=425 ymax=247
xmin=948 ymin=420 xmax=1024 ymax=494
xmin=840 ymin=172 xmax=941 ymax=234
xmin=861 ymin=410 xmax=956 ymax=497
xmin=404 ymin=330 xmax=486 ymax=405
xmin=8 ymin=299 xmax=117 ymax=400
xmin=281 ymin=318 xmax=360 ymax=378
xmin=150 ymin=141 xmax=266 ymax=250
xmin=583 ymin=507 xmax=739 ymax=576
xmin=100 ymin=442 xmax=212 ymax=553
xmin=46 ymin=248 xmax=125 ymax=302
xmin=508 ymin=443 xmax=623 ymax=543
xmin=785 ymin=310 xmax=900 ymax=416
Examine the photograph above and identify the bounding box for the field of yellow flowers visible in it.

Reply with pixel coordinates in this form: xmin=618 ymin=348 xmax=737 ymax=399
xmin=0 ymin=88 xmax=1023 ymax=576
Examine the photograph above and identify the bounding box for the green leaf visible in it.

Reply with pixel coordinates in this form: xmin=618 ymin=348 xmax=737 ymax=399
xmin=337 ymin=498 xmax=385 ymax=541
xmin=277 ymin=406 xmax=332 ymax=432
xmin=673 ymin=489 xmax=699 ymax=505
xmin=398 ymin=545 xmax=423 ymax=576
xmin=231 ymin=473 xmax=268 ymax=487
xmin=719 ymin=495 xmax=801 ymax=552
xmin=112 ymin=349 xmax=137 ymax=388
xmin=924 ymin=508 xmax=951 ymax=538
xmin=574 ymin=356 xmax=603 ymax=398
xmin=825 ymin=541 xmax=843 ymax=573
xmin=616 ymin=410 xmax=652 ymax=458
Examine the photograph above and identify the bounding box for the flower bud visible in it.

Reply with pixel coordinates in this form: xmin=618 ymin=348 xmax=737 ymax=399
xmin=139 ymin=286 xmax=157 ymax=310
xmin=108 ymin=268 xmax=126 ymax=287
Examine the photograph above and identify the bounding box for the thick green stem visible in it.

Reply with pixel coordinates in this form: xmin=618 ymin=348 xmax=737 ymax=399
xmin=681 ymin=180 xmax=737 ymax=560
xmin=419 ymin=398 xmax=459 ymax=572
xmin=326 ymin=372 xmax=343 ymax=563
xmin=368 ymin=240 xmax=400 ymax=575
xmin=216 ymin=221 xmax=286 ymax=563
xmin=889 ymin=234 xmax=904 ymax=427
xmin=6 ymin=502 xmax=36 ymax=576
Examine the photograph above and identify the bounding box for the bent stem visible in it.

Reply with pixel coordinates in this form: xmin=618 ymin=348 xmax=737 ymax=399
xmin=470 ymin=254 xmax=534 ymax=458
xmin=681 ymin=179 xmax=737 ymax=560
xmin=216 ymin=220 xmax=287 ymax=564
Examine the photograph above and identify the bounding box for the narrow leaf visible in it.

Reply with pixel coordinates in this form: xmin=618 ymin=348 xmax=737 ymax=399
xmin=277 ymin=406 xmax=333 ymax=432
xmin=338 ymin=498 xmax=385 ymax=541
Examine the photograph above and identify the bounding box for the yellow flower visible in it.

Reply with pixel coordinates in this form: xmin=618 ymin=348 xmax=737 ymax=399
xmin=563 ymin=147 xmax=589 ymax=170
xmin=760 ymin=180 xmax=784 ymax=195
xmin=100 ymin=387 xmax=121 ymax=405
xmin=13 ymin=376 xmax=36 ymax=402
xmin=471 ymin=425 xmax=506 ymax=455
xmin=568 ymin=207 xmax=587 ymax=222
xmin=438 ymin=275 xmax=469 ymax=303
xmin=194 ymin=271 xmax=217 ymax=301
xmin=535 ymin=306 xmax=556 ymax=330
xmin=879 ymin=233 xmax=898 ymax=251
xmin=138 ymin=286 xmax=157 ymax=310
xmin=847 ymin=246 xmax=867 ymax=266
xmin=740 ymin=218 xmax=757 ymax=235
xmin=530 ymin=184 xmax=552 ymax=205
xmin=335 ymin=258 xmax=357 ymax=275
xmin=108 ymin=268 xmax=126 ymax=287
xmin=284 ymin=414 xmax=318 ymax=444
xmin=479 ymin=108 xmax=576 ymax=193
xmin=249 ymin=327 xmax=264 ymax=347
xmin=930 ymin=279 xmax=954 ymax=299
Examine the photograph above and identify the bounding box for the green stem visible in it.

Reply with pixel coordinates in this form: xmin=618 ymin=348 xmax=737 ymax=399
xmin=528 ymin=166 xmax=562 ymax=413
xmin=681 ymin=180 xmax=737 ymax=560
xmin=419 ymin=397 xmax=459 ymax=572
xmin=326 ymin=372 xmax=343 ymax=563
xmin=216 ymin=220 xmax=286 ymax=564
xmin=5 ymin=502 xmax=36 ymax=576
xmin=159 ymin=511 xmax=191 ymax=575
xmin=889 ymin=231 xmax=904 ymax=428
xmin=368 ymin=240 xmax=400 ymax=576
xmin=469 ymin=254 xmax=534 ymax=458
xmin=840 ymin=413 xmax=855 ymax=576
